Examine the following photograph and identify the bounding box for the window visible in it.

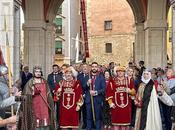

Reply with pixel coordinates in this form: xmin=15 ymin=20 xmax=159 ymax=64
xmin=105 ymin=43 xmax=112 ymax=53
xmin=56 ymin=25 xmax=62 ymax=34
xmin=54 ymin=18 xmax=62 ymax=34
xmin=55 ymin=41 xmax=62 ymax=54
xmin=104 ymin=20 xmax=112 ymax=30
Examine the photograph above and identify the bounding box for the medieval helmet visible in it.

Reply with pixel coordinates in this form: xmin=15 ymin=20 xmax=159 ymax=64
xmin=0 ymin=65 xmax=8 ymax=76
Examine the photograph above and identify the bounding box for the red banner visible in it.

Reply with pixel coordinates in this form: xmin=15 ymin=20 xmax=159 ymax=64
xmin=80 ymin=0 xmax=89 ymax=58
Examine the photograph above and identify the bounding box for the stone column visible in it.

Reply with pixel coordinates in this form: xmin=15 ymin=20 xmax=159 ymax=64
xmin=62 ymin=0 xmax=71 ymax=64
xmin=13 ymin=2 xmax=21 ymax=81
xmin=134 ymin=23 xmax=145 ymax=64
xmin=0 ymin=1 xmax=21 ymax=81
xmin=23 ymin=0 xmax=52 ymax=77
xmin=45 ymin=23 xmax=55 ymax=75
xmin=144 ymin=0 xmax=167 ymax=68
xmin=171 ymin=0 xmax=175 ymax=70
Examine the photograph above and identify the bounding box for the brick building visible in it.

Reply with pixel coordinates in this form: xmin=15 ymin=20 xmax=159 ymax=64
xmin=86 ymin=0 xmax=135 ymax=66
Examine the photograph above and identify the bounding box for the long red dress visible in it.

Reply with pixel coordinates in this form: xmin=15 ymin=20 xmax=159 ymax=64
xmin=54 ymin=79 xmax=83 ymax=128
xmin=32 ymin=82 xmax=50 ymax=127
xmin=106 ymin=77 xmax=135 ymax=126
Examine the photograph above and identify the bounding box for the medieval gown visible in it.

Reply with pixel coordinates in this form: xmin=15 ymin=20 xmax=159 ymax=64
xmin=134 ymin=80 xmax=162 ymax=130
xmin=106 ymin=77 xmax=135 ymax=126
xmin=54 ymin=79 xmax=83 ymax=129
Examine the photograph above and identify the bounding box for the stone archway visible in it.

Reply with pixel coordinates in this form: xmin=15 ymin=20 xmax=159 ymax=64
xmin=21 ymin=0 xmax=64 ymax=76
xmin=21 ymin=0 xmax=170 ymax=75
xmin=44 ymin=0 xmax=64 ymax=22
xmin=127 ymin=0 xmax=168 ymax=68
xmin=126 ymin=0 xmax=147 ymax=64
xmin=144 ymin=0 xmax=168 ymax=68
xmin=126 ymin=0 xmax=146 ymax=23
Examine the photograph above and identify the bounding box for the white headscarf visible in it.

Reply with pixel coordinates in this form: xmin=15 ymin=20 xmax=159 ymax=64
xmin=141 ymin=70 xmax=152 ymax=84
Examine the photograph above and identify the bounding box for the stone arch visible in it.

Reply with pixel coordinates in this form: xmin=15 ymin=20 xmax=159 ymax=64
xmin=21 ymin=0 xmax=171 ymax=74
xmin=45 ymin=0 xmax=147 ymax=24
xmin=21 ymin=0 xmax=64 ymax=22
xmin=44 ymin=0 xmax=64 ymax=22
xmin=126 ymin=0 xmax=146 ymax=23
xmin=21 ymin=0 xmax=147 ymax=73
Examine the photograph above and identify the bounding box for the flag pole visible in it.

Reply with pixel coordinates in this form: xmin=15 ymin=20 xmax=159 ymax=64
xmin=4 ymin=15 xmax=14 ymax=116
xmin=88 ymin=74 xmax=96 ymax=123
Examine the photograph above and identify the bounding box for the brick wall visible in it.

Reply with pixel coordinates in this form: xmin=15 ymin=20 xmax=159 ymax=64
xmin=86 ymin=0 xmax=135 ymax=66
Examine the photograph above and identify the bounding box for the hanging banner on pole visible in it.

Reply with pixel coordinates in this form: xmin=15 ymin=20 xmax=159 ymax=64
xmin=4 ymin=15 xmax=14 ymax=116
xmin=80 ymin=0 xmax=89 ymax=58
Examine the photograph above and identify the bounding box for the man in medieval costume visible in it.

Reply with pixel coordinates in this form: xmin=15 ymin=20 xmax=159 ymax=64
xmin=54 ymin=67 xmax=83 ymax=130
xmin=134 ymin=70 xmax=162 ymax=130
xmin=0 ymin=65 xmax=22 ymax=130
xmin=18 ymin=66 xmax=56 ymax=130
xmin=106 ymin=66 xmax=136 ymax=130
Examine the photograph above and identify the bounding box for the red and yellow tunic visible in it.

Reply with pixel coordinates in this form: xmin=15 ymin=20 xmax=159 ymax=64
xmin=54 ymin=79 xmax=83 ymax=128
xmin=106 ymin=77 xmax=135 ymax=126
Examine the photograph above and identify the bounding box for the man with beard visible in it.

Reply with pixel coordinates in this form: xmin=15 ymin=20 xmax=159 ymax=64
xmin=47 ymin=64 xmax=63 ymax=96
xmin=85 ymin=62 xmax=105 ymax=130
xmin=106 ymin=66 xmax=135 ymax=130
xmin=47 ymin=64 xmax=63 ymax=129
xmin=54 ymin=67 xmax=83 ymax=129
xmin=18 ymin=66 xmax=55 ymax=130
